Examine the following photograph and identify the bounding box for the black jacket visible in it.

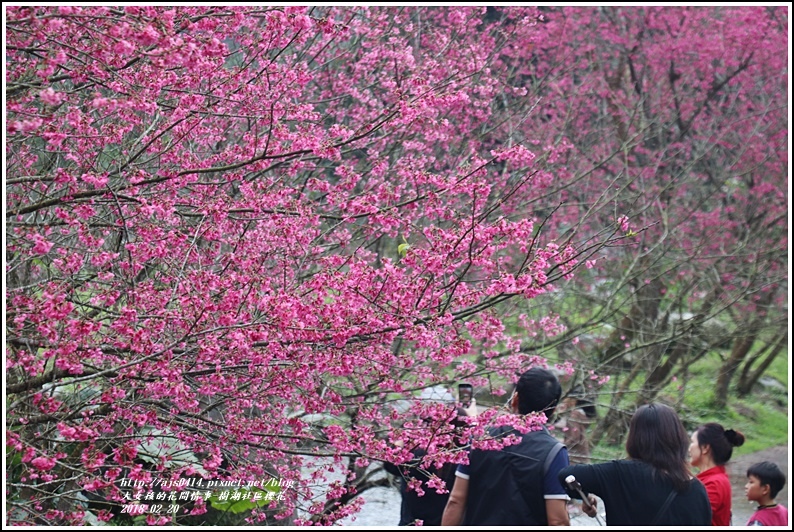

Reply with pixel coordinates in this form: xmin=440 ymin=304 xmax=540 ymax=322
xmin=464 ymin=426 xmax=563 ymax=525
xmin=559 ymin=459 xmax=712 ymax=526
xmin=384 ymin=449 xmax=457 ymax=526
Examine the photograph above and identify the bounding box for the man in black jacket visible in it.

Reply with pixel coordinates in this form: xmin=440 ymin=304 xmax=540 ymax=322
xmin=441 ymin=367 xmax=570 ymax=526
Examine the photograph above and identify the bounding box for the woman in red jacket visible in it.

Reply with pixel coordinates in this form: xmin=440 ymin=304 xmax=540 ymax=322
xmin=689 ymin=423 xmax=745 ymax=526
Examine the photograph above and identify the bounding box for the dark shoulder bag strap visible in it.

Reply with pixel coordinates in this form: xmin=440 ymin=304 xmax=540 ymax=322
xmin=519 ymin=441 xmax=564 ymax=524
xmin=543 ymin=441 xmax=565 ymax=476
xmin=651 ymin=489 xmax=677 ymax=525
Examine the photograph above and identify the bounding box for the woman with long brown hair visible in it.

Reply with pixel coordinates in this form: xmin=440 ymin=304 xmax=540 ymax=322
xmin=558 ymin=403 xmax=712 ymax=525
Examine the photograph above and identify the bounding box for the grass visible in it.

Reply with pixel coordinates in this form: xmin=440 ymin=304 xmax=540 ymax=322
xmin=589 ymin=348 xmax=789 ymax=460
xmin=678 ymin=351 xmax=788 ymax=454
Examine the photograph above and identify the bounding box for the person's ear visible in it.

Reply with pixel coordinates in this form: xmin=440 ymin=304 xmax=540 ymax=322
xmin=510 ymin=392 xmax=519 ymax=412
xmin=760 ymin=482 xmax=771 ymax=497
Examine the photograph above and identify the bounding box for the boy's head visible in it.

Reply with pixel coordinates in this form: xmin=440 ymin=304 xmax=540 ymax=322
xmin=745 ymin=461 xmax=786 ymax=502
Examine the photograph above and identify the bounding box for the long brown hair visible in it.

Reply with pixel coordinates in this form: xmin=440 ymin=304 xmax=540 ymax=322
xmin=625 ymin=403 xmax=691 ymax=491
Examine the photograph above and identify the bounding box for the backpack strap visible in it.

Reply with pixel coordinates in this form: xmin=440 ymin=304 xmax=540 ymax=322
xmin=651 ymin=489 xmax=677 ymax=525
xmin=514 ymin=439 xmax=566 ymax=524
xmin=543 ymin=441 xmax=565 ymax=476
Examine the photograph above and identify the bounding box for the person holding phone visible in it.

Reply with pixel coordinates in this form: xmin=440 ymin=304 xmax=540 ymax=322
xmin=384 ymin=406 xmax=471 ymax=526
xmin=457 ymin=383 xmax=479 ymax=418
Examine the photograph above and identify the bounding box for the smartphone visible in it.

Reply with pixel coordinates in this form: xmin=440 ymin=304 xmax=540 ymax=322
xmin=458 ymin=383 xmax=473 ymax=408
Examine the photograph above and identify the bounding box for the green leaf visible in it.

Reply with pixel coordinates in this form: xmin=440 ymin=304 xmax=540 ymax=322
xmin=207 ymin=486 xmax=279 ymax=513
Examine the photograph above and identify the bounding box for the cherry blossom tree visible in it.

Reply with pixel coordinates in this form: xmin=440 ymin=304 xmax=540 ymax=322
xmin=5 ymin=6 xmax=622 ymax=525
xmin=495 ymin=5 xmax=788 ymax=440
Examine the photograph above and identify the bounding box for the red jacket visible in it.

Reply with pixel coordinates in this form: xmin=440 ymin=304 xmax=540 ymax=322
xmin=697 ymin=465 xmax=732 ymax=526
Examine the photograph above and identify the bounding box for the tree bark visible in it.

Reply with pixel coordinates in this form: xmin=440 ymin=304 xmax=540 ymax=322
xmin=714 ymin=336 xmax=755 ymax=409
xmin=736 ymin=331 xmax=786 ymax=396
xmin=714 ymin=291 xmax=774 ymax=408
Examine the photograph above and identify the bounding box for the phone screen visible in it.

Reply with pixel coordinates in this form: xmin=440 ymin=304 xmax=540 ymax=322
xmin=458 ymin=384 xmax=473 ymax=408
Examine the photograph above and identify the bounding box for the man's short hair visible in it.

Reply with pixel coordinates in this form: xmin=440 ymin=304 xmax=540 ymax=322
xmin=747 ymin=461 xmax=787 ymax=499
xmin=515 ymin=367 xmax=561 ymax=418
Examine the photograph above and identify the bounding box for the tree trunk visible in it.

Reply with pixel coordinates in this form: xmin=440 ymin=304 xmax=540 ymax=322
xmin=590 ymin=360 xmax=643 ymax=447
xmin=593 ymin=274 xmax=666 ymax=446
xmin=598 ymin=276 xmax=665 ymax=370
xmin=736 ymin=332 xmax=786 ymax=396
xmin=714 ymin=336 xmax=755 ymax=409
xmin=714 ymin=290 xmax=774 ymax=408
xmin=636 ymin=338 xmax=689 ymax=406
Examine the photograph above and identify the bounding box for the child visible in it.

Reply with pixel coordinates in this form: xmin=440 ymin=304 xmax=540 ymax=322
xmin=745 ymin=461 xmax=788 ymax=526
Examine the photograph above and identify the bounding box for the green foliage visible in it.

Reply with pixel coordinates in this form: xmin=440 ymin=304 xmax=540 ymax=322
xmin=397 ymin=236 xmax=410 ymax=258
xmin=652 ymin=351 xmax=787 ymax=455
xmin=722 ymin=401 xmax=788 ymax=456
xmin=588 ymin=348 xmax=788 ymax=461
xmin=207 ymin=486 xmax=279 ymax=514
xmin=6 ymin=443 xmax=24 ymax=494
xmin=106 ymin=514 xmax=148 ymax=526
xmin=589 ymin=440 xmax=627 ymax=463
